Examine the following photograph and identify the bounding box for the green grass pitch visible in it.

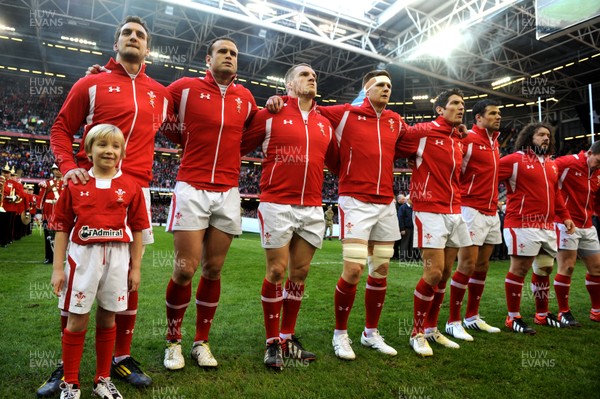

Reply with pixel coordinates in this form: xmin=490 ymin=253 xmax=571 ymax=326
xmin=538 ymin=1 xmax=600 ymax=22
xmin=1 ymin=228 xmax=599 ymax=398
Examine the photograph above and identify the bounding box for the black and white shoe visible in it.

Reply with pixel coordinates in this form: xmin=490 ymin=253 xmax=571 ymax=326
xmin=505 ymin=316 xmax=536 ymax=335
xmin=558 ymin=311 xmax=582 ymax=327
xmin=282 ymin=335 xmax=316 ymax=361
xmin=92 ymin=377 xmax=123 ymax=399
xmin=534 ymin=313 xmax=565 ymax=328
xmin=264 ymin=341 xmax=283 ymax=371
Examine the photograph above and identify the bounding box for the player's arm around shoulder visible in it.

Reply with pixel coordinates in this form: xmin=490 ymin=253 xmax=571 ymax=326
xmin=498 ymin=152 xmax=519 ymax=182
xmin=394 ymin=120 xmax=428 ymax=159
xmin=316 ymin=103 xmax=348 ymax=128
xmin=241 ymin=107 xmax=271 ymax=156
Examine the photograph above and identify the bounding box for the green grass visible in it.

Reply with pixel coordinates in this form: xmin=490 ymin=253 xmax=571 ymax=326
xmin=1 ymin=228 xmax=600 ymax=398
xmin=539 ymin=0 xmax=600 ymax=22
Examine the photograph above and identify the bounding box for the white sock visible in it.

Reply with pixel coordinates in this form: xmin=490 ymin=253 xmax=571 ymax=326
xmin=113 ymin=355 xmax=130 ymax=363
xmin=364 ymin=327 xmax=377 ymax=338
xmin=279 ymin=333 xmax=292 ymax=341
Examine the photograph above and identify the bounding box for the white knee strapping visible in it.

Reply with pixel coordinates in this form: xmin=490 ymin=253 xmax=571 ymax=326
xmin=532 ymin=254 xmax=554 ymax=276
xmin=368 ymin=245 xmax=394 ymax=278
xmin=343 ymin=243 xmax=368 ymax=265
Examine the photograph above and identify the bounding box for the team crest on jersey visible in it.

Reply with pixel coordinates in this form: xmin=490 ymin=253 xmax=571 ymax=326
xmin=148 ymin=91 xmax=156 ymax=108
xmin=345 ymin=222 xmax=354 ymax=234
xmin=518 ymin=243 xmax=526 ymax=253
xmin=115 ymin=188 xmax=126 ymax=202
xmin=174 ymin=212 xmax=183 ymax=226
xmin=317 ymin=122 xmax=325 ymax=135
xmin=424 ymin=233 xmax=433 ymax=244
xmin=74 ymin=292 xmax=86 ymax=307
xmin=235 ymin=97 xmax=242 ymax=113
xmin=264 ymin=232 xmax=272 ymax=245
xmin=388 ymin=118 xmax=395 ymax=132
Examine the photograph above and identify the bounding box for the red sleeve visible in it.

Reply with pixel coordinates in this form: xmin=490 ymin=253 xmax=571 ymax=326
xmin=325 ymin=129 xmax=340 ymax=176
xmin=240 ymin=108 xmax=269 ymax=156
xmin=395 ymin=123 xmax=426 ymax=159
xmin=52 ymin=186 xmax=75 ymax=232
xmin=162 ymin=82 xmax=184 ymax=146
xmin=36 ymin=186 xmax=46 ymax=209
xmin=50 ymin=79 xmax=91 ymax=175
xmin=317 ymin=104 xmax=347 ymax=128
xmin=554 ymin=184 xmax=571 ymax=222
xmin=161 ymin=90 xmax=179 ymax=145
xmin=498 ymin=153 xmax=516 ymax=183
xmin=16 ymin=184 xmax=25 ymax=212
xmin=553 ymin=155 xmax=569 ymax=174
xmin=244 ymin=90 xmax=259 ymax=127
xmin=127 ymin=185 xmax=150 ymax=232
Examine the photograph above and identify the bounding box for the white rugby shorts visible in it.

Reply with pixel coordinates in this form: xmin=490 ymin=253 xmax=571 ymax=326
xmin=166 ymin=182 xmax=241 ymax=235
xmin=58 ymin=242 xmax=130 ymax=314
xmin=556 ymin=223 xmax=600 ymax=252
xmin=461 ymin=206 xmax=502 ymax=246
xmin=503 ymin=227 xmax=558 ymax=257
xmin=413 ymin=211 xmax=472 ymax=249
xmin=258 ymin=202 xmax=325 ymax=249
xmin=338 ymin=196 xmax=401 ymax=242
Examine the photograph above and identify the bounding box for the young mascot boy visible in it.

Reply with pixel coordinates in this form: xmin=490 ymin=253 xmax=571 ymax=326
xmin=51 ymin=124 xmax=149 ymax=399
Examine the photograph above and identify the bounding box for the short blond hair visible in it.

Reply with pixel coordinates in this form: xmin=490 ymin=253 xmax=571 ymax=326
xmin=85 ymin=124 xmax=126 ymax=160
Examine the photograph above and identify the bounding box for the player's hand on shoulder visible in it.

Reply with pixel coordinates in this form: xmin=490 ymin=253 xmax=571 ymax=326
xmin=85 ymin=64 xmax=104 ymax=76
xmin=457 ymin=124 xmax=468 ymax=138
xmin=266 ymin=96 xmax=284 ymax=114
xmin=64 ymin=168 xmax=90 ymax=185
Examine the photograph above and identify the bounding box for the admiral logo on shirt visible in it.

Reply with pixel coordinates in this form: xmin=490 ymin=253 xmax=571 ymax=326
xmin=79 ymin=225 xmax=124 ymax=241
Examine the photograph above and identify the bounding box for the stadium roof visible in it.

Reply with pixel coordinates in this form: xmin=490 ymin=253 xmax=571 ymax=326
xmin=1 ymin=0 xmax=599 ymax=124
